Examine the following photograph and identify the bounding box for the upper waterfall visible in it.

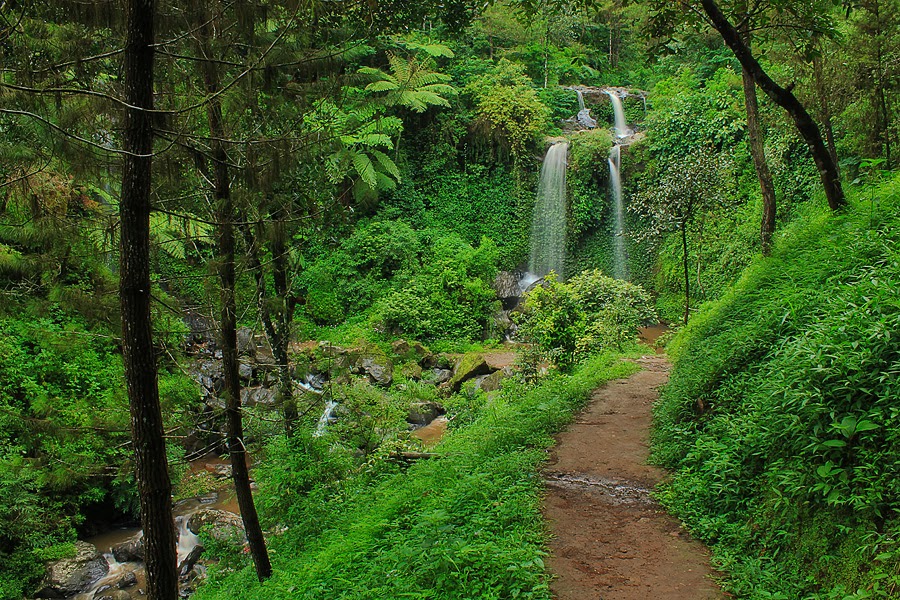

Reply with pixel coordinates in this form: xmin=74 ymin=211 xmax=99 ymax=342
xmin=605 ymin=90 xmax=629 ymax=138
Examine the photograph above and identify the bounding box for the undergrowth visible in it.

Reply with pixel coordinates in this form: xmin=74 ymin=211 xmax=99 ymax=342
xmin=653 ymin=174 xmax=900 ymax=599
xmin=192 ymin=351 xmax=641 ymax=599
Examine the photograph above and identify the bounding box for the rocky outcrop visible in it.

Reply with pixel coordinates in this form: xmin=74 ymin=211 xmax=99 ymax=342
xmin=111 ymin=536 xmax=144 ymax=563
xmin=492 ymin=271 xmax=522 ymax=310
xmin=447 ymin=353 xmax=494 ymax=392
xmin=36 ymin=541 xmax=109 ymax=598
xmin=187 ymin=509 xmax=245 ymax=542
xmin=407 ymin=402 xmax=445 ymax=426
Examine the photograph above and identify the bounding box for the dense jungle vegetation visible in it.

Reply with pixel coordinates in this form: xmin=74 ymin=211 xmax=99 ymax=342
xmin=0 ymin=0 xmax=898 ymax=598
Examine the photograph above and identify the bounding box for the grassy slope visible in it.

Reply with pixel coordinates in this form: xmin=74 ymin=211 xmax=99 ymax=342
xmin=653 ymin=177 xmax=900 ymax=599
xmin=194 ymin=352 xmax=641 ymax=600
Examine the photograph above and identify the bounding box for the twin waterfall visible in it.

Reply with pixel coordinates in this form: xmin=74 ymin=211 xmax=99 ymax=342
xmin=525 ymin=89 xmax=631 ymax=285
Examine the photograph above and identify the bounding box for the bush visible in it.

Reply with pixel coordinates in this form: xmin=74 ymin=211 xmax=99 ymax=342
xmin=515 ymin=270 xmax=656 ymax=370
xmin=374 ymin=235 xmax=499 ymax=341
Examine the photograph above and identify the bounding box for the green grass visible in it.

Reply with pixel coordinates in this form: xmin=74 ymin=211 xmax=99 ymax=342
xmin=193 ymin=350 xmax=641 ymax=599
xmin=653 ymin=175 xmax=900 ymax=599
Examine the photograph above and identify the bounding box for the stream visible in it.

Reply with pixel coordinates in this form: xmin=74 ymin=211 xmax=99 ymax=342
xmin=68 ymin=456 xmax=242 ymax=600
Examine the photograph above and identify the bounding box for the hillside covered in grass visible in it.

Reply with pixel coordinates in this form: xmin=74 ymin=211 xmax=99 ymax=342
xmin=653 ymin=176 xmax=900 ymax=599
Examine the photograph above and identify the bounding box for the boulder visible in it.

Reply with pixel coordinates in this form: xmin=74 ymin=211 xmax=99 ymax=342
xmin=238 ymin=361 xmax=253 ymax=381
xmin=236 ymin=327 xmax=256 ymax=356
xmin=178 ymin=544 xmax=205 ymax=578
xmin=36 ymin=541 xmax=109 ymax=598
xmin=400 ymin=362 xmax=423 ymax=380
xmin=116 ymin=571 xmax=139 ymax=589
xmin=240 ymin=386 xmax=277 ymax=407
xmin=111 ymin=536 xmax=145 ymax=563
xmin=448 ymin=353 xmax=494 ymax=392
xmin=407 ymin=402 xmax=445 ymax=426
xmin=356 ymin=355 xmax=393 ymax=387
xmin=425 ymin=368 xmax=453 ymax=385
xmin=476 ymin=370 xmax=507 ymax=393
xmin=187 ymin=509 xmax=245 ymax=542
xmin=391 ymin=339 xmax=411 ymax=356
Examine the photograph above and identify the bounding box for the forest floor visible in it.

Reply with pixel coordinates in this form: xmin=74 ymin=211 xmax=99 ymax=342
xmin=542 ymin=353 xmax=724 ymax=599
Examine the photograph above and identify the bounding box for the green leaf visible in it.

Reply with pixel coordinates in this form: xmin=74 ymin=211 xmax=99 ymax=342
xmin=352 ymin=152 xmax=377 ymax=190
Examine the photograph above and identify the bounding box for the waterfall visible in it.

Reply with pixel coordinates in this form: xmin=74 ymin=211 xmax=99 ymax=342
xmin=608 ymin=145 xmax=628 ymax=280
xmin=528 ymin=142 xmax=569 ymax=279
xmin=314 ymin=399 xmax=338 ymax=437
xmin=575 ymin=89 xmax=597 ymax=129
xmin=605 ymin=90 xmax=628 ymax=138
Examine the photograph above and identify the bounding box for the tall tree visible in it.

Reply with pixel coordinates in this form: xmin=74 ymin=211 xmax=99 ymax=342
xmin=698 ymin=0 xmax=846 ymax=210
xmin=119 ymin=0 xmax=179 ymax=596
xmin=194 ymin=4 xmax=272 ymax=579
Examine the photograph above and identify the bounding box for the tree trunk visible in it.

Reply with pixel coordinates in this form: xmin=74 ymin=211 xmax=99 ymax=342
xmin=737 ymin=20 xmax=777 ymax=255
xmin=681 ymin=222 xmax=690 ymax=325
xmin=119 ymin=0 xmax=179 ymax=597
xmin=700 ymin=0 xmax=846 ymax=211
xmin=199 ymin=14 xmax=272 ymax=582
xmin=239 ymin=223 xmax=297 ymax=436
xmin=812 ymin=54 xmax=840 ymax=173
xmin=269 ymin=226 xmax=297 ymax=434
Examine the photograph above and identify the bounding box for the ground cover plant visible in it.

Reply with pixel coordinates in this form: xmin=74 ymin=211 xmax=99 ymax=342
xmin=653 ymin=175 xmax=900 ymax=598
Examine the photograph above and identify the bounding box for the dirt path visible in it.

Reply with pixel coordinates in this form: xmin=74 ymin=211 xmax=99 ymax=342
xmin=543 ymin=355 xmax=723 ymax=599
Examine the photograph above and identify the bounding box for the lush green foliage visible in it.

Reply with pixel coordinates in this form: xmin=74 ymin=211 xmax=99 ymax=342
xmin=515 ymin=270 xmax=656 ymax=370
xmin=193 ymin=352 xmax=639 ymax=600
xmin=299 ymin=220 xmax=500 ymax=342
xmin=653 ymin=176 xmax=900 ymax=598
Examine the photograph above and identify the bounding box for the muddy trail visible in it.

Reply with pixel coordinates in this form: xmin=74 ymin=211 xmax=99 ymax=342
xmin=543 ymin=355 xmax=723 ymax=599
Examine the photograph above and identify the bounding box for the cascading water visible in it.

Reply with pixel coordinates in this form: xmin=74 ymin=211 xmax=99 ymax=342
xmin=605 ymin=90 xmax=629 ymax=138
xmin=528 ymin=142 xmax=569 ymax=279
xmin=608 ymin=144 xmax=628 ymax=280
xmin=575 ymin=89 xmax=597 ymax=129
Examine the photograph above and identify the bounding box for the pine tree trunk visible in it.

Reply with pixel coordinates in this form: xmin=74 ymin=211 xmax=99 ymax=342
xmin=239 ymin=224 xmax=297 ymax=436
xmin=120 ymin=0 xmax=179 ymax=597
xmin=199 ymin=13 xmax=272 ymax=581
xmin=700 ymin=0 xmax=846 ymax=211
xmin=269 ymin=230 xmax=297 ymax=434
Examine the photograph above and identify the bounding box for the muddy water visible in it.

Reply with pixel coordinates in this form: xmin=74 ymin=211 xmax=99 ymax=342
xmin=638 ymin=323 xmax=669 ymax=353
xmin=412 ymin=416 xmax=448 ymax=448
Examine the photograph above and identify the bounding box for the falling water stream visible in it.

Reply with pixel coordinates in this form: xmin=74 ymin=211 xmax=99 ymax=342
xmin=608 ymin=144 xmax=628 ymax=280
xmin=528 ymin=142 xmax=569 ymax=280
xmin=605 ymin=90 xmax=629 ymax=138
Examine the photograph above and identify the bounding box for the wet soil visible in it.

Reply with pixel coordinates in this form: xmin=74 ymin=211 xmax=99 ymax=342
xmin=543 ymin=355 xmax=723 ymax=599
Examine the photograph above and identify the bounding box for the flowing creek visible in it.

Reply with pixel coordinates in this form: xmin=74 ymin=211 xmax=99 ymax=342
xmin=71 ymin=456 xmax=242 ymax=600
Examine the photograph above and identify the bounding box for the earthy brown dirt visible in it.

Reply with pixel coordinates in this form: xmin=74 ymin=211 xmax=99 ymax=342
xmin=543 ymin=355 xmax=724 ymax=599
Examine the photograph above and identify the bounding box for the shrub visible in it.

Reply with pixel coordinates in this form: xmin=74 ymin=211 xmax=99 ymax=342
xmin=515 ymin=270 xmax=656 ymax=369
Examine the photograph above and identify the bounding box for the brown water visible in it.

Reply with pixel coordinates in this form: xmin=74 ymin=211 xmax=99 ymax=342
xmin=412 ymin=416 xmax=448 ymax=448
xmin=638 ymin=323 xmax=669 ymax=353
